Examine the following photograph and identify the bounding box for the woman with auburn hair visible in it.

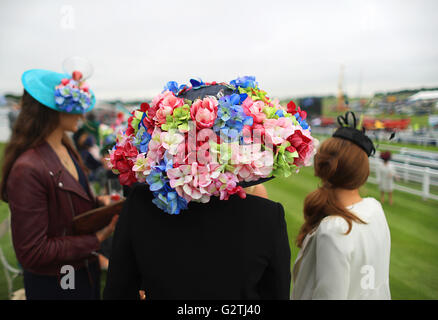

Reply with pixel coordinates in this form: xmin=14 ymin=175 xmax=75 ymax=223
xmin=0 ymin=66 xmax=117 ymax=300
xmin=292 ymin=112 xmax=391 ymax=300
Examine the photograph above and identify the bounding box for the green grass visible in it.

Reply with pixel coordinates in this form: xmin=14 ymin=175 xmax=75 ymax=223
xmin=1 ymin=141 xmax=437 ymax=299
xmin=378 ymin=141 xmax=438 ymax=152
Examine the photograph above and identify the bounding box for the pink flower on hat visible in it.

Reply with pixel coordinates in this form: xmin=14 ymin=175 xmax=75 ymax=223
xmin=215 ymin=172 xmax=246 ymax=200
xmin=132 ymin=153 xmax=154 ymax=182
xmin=160 ymin=130 xmax=185 ymax=155
xmin=172 ymin=162 xmax=221 ymax=203
xmin=264 ymin=117 xmax=295 ymax=146
xmin=167 ymin=165 xmax=193 ymax=189
xmin=146 ymin=128 xmax=165 ymax=163
xmin=242 ymin=97 xmax=266 ymax=124
xmin=234 ymin=147 xmax=274 ymax=181
xmin=152 ymin=91 xmax=184 ymax=126
xmin=190 ymin=97 xmax=218 ymax=129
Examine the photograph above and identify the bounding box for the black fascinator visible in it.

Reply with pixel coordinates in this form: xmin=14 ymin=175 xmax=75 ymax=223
xmin=332 ymin=111 xmax=376 ymax=157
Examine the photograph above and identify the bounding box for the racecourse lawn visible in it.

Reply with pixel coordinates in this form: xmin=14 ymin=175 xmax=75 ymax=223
xmin=0 ymin=148 xmax=437 ymax=299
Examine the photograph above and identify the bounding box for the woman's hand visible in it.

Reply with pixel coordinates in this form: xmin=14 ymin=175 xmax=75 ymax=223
xmin=97 ymin=195 xmax=112 ymax=207
xmin=95 ymin=215 xmax=119 ymax=243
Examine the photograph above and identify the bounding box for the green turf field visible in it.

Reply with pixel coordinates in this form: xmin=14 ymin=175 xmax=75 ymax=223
xmin=0 ymin=143 xmax=437 ymax=299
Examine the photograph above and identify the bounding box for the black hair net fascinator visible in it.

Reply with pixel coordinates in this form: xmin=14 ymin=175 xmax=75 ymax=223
xmin=332 ymin=111 xmax=376 ymax=157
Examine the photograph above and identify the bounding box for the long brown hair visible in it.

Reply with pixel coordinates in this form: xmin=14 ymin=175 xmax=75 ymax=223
xmin=0 ymin=90 xmax=86 ymax=202
xmin=296 ymin=137 xmax=369 ymax=248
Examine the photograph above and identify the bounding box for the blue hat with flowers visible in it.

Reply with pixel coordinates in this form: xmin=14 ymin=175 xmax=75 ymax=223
xmin=21 ymin=64 xmax=95 ymax=114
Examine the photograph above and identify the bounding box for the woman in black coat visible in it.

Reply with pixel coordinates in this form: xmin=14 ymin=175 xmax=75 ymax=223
xmin=103 ymin=183 xmax=290 ymax=299
xmin=103 ymin=77 xmax=317 ymax=300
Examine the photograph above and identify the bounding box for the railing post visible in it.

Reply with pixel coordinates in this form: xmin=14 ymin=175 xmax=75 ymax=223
xmin=422 ymin=167 xmax=431 ymax=200
xmin=404 ymin=157 xmax=409 ymax=182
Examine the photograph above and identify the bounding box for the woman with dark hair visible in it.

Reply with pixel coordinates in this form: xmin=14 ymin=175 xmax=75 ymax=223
xmin=377 ymin=151 xmax=397 ymax=205
xmin=103 ymin=77 xmax=317 ymax=299
xmin=292 ymin=112 xmax=391 ymax=300
xmin=0 ymin=68 xmax=117 ymax=300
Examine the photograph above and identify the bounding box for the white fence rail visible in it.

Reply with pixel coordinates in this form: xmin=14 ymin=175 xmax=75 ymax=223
xmin=376 ymin=144 xmax=438 ymax=161
xmin=311 ymin=126 xmax=438 ymax=147
xmin=383 ymin=153 xmax=438 ymax=170
xmin=368 ymin=158 xmax=438 ymax=201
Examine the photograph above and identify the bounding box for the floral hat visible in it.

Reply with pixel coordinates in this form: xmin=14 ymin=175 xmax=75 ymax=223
xmin=108 ymin=76 xmax=318 ymax=214
xmin=21 ymin=59 xmax=95 ymax=114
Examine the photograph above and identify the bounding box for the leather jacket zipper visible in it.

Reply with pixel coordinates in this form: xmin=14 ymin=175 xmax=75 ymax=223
xmin=66 ymin=193 xmax=76 ymax=235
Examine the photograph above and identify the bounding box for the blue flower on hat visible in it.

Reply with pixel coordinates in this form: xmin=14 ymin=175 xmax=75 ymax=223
xmin=230 ymin=76 xmax=258 ymax=89
xmin=213 ymin=93 xmax=253 ymax=140
xmin=133 ymin=126 xmax=152 ymax=154
xmin=189 ymin=78 xmax=205 ymax=89
xmin=294 ymin=113 xmax=309 ymax=130
xmin=163 ymin=81 xmax=188 ymax=95
xmin=146 ymin=154 xmax=173 ymax=191
xmin=145 ymin=153 xmax=187 ymax=214
xmin=276 ymin=109 xmax=285 ymax=118
xmin=54 ymin=78 xmax=92 ymax=113
xmin=152 ymin=186 xmax=188 ymax=215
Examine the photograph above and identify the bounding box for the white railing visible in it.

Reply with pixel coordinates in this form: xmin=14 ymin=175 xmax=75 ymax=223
xmin=377 ymin=144 xmax=438 ymax=161
xmin=380 ymin=153 xmax=438 ymax=170
xmin=395 ymin=132 xmax=438 ymax=147
xmin=368 ymin=158 xmax=438 ymax=201
xmin=311 ymin=126 xmax=438 ymax=147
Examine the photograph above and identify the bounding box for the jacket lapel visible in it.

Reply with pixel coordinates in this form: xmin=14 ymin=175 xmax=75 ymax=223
xmin=36 ymin=141 xmax=94 ymax=203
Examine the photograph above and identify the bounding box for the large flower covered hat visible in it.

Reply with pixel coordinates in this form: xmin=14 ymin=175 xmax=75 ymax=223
xmin=108 ymin=76 xmax=318 ymax=214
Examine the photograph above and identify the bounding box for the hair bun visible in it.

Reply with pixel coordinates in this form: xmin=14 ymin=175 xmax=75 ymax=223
xmin=314 ymin=153 xmax=338 ymax=182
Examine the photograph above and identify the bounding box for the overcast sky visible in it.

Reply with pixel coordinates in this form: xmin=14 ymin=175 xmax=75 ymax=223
xmin=1 ymin=0 xmax=437 ymax=100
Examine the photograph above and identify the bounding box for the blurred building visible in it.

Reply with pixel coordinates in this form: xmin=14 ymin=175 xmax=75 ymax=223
xmin=298 ymin=97 xmax=322 ymax=119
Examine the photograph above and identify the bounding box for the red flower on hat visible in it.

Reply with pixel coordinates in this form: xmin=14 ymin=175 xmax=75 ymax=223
xmin=110 ymin=141 xmax=138 ymax=186
xmin=72 ymin=70 xmax=83 ymax=81
xmin=140 ymin=102 xmax=155 ymax=134
xmin=287 ymin=101 xmax=307 ymax=120
xmin=126 ymin=115 xmax=135 ymax=136
xmin=286 ymin=130 xmax=312 ymax=166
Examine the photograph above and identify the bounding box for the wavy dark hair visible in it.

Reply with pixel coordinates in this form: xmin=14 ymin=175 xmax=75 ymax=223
xmin=0 ymin=90 xmax=86 ymax=202
xmin=296 ymin=137 xmax=369 ymax=248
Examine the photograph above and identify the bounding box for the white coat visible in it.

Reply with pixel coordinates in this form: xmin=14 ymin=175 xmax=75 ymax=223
xmin=292 ymin=197 xmax=391 ymax=300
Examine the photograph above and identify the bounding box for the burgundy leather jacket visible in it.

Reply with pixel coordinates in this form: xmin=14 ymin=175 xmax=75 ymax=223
xmin=7 ymin=141 xmax=101 ymax=276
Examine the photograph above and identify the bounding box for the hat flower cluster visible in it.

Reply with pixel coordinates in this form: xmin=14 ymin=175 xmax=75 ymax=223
xmin=108 ymin=76 xmax=318 ymax=214
xmin=54 ymin=71 xmax=92 ymax=113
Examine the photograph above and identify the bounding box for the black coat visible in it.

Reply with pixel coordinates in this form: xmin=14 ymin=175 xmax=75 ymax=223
xmin=103 ymin=184 xmax=291 ymax=300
